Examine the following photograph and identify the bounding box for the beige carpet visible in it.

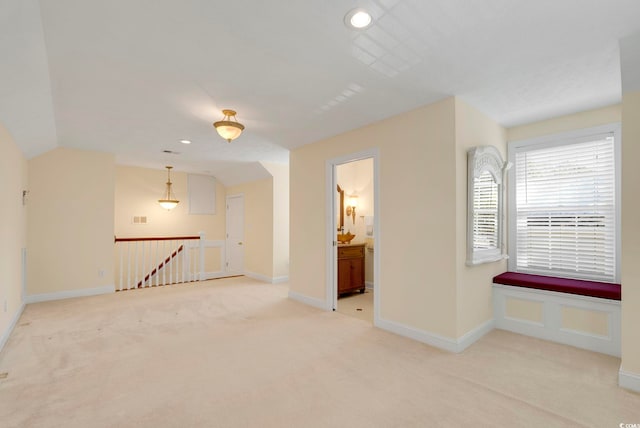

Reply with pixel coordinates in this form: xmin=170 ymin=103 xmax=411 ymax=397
xmin=337 ymin=289 xmax=373 ymax=323
xmin=1 ymin=276 xmax=638 ymax=427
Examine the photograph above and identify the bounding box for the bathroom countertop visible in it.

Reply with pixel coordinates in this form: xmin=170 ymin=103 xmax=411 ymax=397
xmin=337 ymin=242 xmax=365 ymax=247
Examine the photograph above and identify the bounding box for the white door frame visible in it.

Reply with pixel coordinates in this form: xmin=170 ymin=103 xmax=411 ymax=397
xmin=225 ymin=193 xmax=245 ymax=275
xmin=325 ymin=148 xmax=380 ymax=324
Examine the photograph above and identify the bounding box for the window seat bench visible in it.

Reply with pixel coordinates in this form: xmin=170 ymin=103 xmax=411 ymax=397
xmin=492 ymin=272 xmax=621 ymax=301
xmin=492 ymin=272 xmax=620 ymax=357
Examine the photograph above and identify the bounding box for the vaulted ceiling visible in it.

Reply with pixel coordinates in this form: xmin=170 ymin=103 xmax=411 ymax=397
xmin=2 ymin=0 xmax=639 ymax=185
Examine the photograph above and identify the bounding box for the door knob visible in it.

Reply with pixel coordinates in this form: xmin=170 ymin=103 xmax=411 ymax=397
xmin=238 ymin=242 xmax=243 ymax=245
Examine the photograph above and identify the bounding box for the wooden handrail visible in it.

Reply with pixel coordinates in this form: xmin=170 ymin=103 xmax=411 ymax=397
xmin=137 ymin=244 xmax=185 ymax=288
xmin=115 ymin=236 xmax=200 ymax=243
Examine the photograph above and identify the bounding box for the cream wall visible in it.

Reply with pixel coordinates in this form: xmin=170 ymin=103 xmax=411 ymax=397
xmin=454 ymin=99 xmax=507 ymax=337
xmin=27 ymin=147 xmax=115 ymax=295
xmin=261 ymin=162 xmax=290 ymax=280
xmin=0 ymin=123 xmax=28 ymax=348
xmin=621 ymin=91 xmax=640 ymax=375
xmin=507 ymin=104 xmax=621 ymax=142
xmin=291 ymin=98 xmax=458 ymax=338
xmin=115 ymin=166 xmax=226 ymax=239
xmin=227 ymin=178 xmax=274 ymax=279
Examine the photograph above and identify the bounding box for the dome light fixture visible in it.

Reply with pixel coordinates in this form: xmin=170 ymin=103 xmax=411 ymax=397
xmin=158 ymin=166 xmax=179 ymax=210
xmin=344 ymin=9 xmax=372 ymax=29
xmin=213 ymin=109 xmax=245 ymax=143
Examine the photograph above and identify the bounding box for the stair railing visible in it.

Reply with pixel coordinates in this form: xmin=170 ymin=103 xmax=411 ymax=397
xmin=114 ymin=234 xmax=204 ymax=291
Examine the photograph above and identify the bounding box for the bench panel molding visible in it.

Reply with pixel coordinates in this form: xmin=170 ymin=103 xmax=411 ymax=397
xmin=493 ymin=283 xmax=620 ymax=357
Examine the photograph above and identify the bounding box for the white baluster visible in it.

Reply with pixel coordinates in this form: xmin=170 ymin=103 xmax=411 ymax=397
xmin=181 ymin=240 xmax=186 ymax=284
xmin=199 ymin=232 xmax=205 ymax=282
xmin=147 ymin=240 xmax=151 ymax=287
xmin=188 ymin=240 xmax=192 ymax=282
xmin=169 ymin=240 xmax=174 ymax=285
xmin=119 ymin=243 xmax=123 ymax=291
xmin=148 ymin=241 xmax=151 ymax=286
xmin=175 ymin=240 xmax=180 ymax=284
xmin=162 ymin=240 xmax=166 ymax=286
xmin=141 ymin=241 xmax=147 ymax=288
xmin=134 ymin=241 xmax=139 ymax=290
xmin=155 ymin=241 xmax=159 ymax=287
xmin=147 ymin=240 xmax=152 ymax=287
xmin=127 ymin=242 xmax=131 ymax=290
xmin=176 ymin=240 xmax=180 ymax=284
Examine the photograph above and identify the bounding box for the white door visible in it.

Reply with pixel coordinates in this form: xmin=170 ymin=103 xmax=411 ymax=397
xmin=226 ymin=194 xmax=245 ymax=275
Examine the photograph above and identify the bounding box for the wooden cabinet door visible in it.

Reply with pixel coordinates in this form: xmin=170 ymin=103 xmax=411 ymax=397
xmin=337 ymin=258 xmax=352 ymax=293
xmin=349 ymin=257 xmax=364 ymax=289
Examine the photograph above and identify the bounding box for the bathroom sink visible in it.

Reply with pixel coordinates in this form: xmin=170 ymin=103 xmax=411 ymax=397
xmin=337 ymin=232 xmax=356 ymax=244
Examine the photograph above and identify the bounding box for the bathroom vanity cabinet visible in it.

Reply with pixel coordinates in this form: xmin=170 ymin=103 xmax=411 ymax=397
xmin=337 ymin=243 xmax=366 ymax=295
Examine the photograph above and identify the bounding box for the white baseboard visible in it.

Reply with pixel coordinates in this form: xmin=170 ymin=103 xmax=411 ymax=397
xmin=365 ymin=281 xmax=374 ymax=290
xmin=0 ymin=303 xmax=25 ymax=353
xmin=272 ymin=275 xmax=289 ymax=284
xmin=25 ymin=284 xmax=115 ymax=304
xmin=201 ymin=271 xmax=226 ymax=280
xmin=375 ymin=317 xmax=493 ymax=353
xmin=619 ymin=369 xmax=640 ymax=393
xmin=243 ymin=271 xmax=272 ymax=283
xmin=288 ymin=291 xmax=331 ymax=311
xmin=456 ymin=319 xmax=495 ymax=352
xmin=493 ymin=284 xmax=621 ymax=357
xmin=244 ymin=271 xmax=289 ymax=284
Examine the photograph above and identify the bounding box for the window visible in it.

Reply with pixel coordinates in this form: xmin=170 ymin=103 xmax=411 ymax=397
xmin=474 ymin=171 xmax=499 ymax=250
xmin=508 ymin=124 xmax=620 ymax=283
xmin=467 ymin=146 xmax=506 ymax=265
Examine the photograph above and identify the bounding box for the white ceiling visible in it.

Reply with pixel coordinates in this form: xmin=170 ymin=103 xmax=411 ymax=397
xmin=2 ymin=0 xmax=640 ymax=185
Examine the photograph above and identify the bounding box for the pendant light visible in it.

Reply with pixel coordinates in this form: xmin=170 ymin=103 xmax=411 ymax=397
xmin=213 ymin=109 xmax=245 ymax=142
xmin=158 ymin=166 xmax=179 ymax=210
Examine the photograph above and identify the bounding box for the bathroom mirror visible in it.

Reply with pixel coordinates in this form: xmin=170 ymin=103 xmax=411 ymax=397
xmin=337 ymin=185 xmax=344 ymax=231
xmin=466 ymin=145 xmax=505 ymax=265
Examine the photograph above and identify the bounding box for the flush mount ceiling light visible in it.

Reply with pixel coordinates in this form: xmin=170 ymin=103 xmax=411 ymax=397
xmin=213 ymin=109 xmax=245 ymax=143
xmin=179 ymin=139 xmax=191 ymax=144
xmin=158 ymin=166 xmax=179 ymax=210
xmin=344 ymin=8 xmax=372 ymax=29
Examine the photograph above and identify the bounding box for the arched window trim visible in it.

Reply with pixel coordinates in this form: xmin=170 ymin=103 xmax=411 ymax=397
xmin=467 ymin=145 xmax=507 ymax=266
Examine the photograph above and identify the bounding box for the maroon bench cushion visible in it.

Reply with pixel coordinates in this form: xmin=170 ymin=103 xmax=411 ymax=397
xmin=493 ymin=272 xmax=621 ymax=301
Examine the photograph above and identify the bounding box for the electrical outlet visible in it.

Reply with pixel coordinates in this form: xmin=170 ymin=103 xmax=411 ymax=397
xmin=98 ymin=269 xmax=105 ymax=278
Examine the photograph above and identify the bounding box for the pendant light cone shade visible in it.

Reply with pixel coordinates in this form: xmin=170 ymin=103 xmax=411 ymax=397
xmin=214 ymin=109 xmax=245 ymax=142
xmin=158 ymin=166 xmax=179 ymax=210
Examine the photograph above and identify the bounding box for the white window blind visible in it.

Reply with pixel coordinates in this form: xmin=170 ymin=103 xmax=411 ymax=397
xmin=513 ymin=134 xmax=617 ymax=282
xmin=473 ymin=171 xmax=499 ymax=250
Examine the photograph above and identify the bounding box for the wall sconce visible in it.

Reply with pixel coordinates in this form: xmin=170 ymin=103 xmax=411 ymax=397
xmin=346 ymin=195 xmax=358 ymax=224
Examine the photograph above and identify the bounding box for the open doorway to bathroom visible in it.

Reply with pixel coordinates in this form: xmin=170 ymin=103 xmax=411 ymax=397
xmin=328 ymin=150 xmax=379 ymax=324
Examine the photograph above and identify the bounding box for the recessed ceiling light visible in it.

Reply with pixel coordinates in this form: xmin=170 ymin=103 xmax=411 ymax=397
xmin=345 ymin=9 xmax=372 ymax=29
xmin=180 ymin=139 xmax=191 ymax=144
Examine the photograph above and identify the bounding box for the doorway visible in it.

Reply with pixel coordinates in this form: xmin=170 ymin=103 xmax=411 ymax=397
xmin=225 ymin=194 xmax=245 ymax=275
xmin=327 ymin=149 xmax=380 ymax=324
